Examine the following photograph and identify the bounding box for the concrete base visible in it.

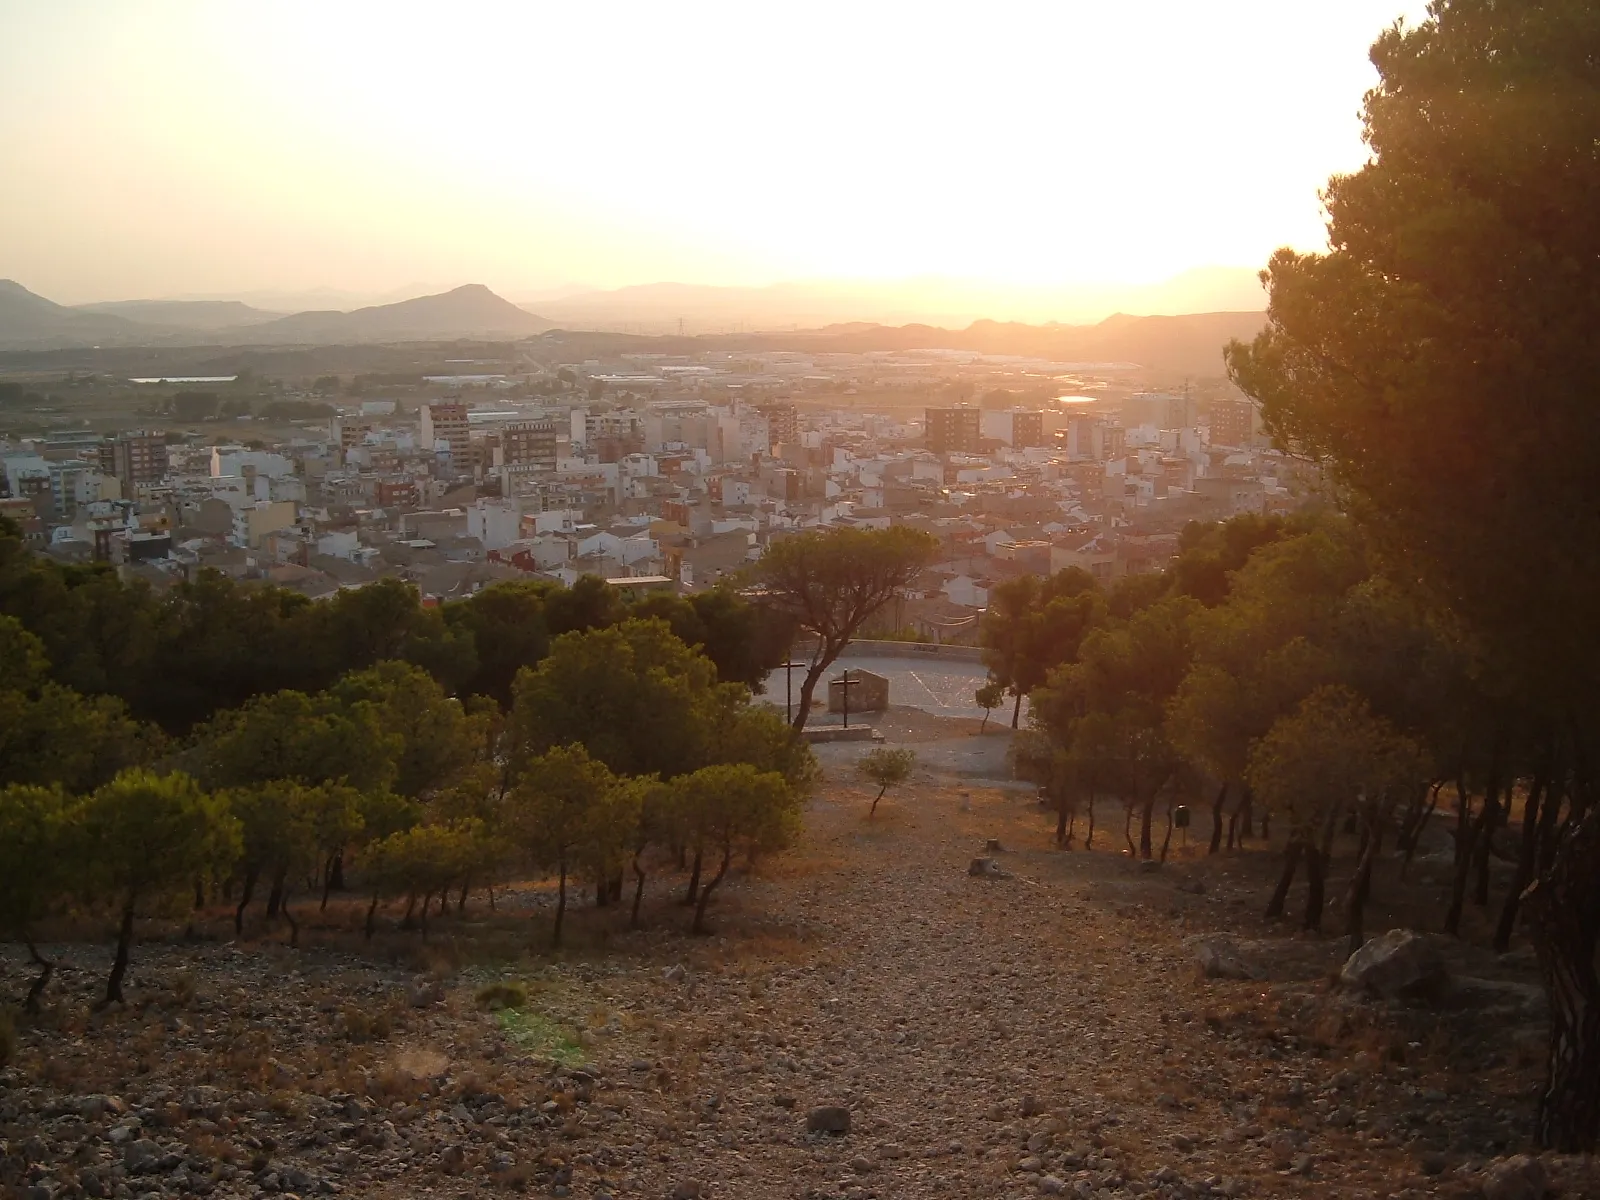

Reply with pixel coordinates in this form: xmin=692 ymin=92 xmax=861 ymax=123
xmin=801 ymin=725 xmax=880 ymax=744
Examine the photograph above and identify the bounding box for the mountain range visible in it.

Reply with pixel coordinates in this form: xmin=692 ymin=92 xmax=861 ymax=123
xmin=0 ymin=279 xmax=1267 ymax=377
xmin=515 ymin=267 xmax=1267 ymax=334
xmin=0 ymin=282 xmax=554 ymax=350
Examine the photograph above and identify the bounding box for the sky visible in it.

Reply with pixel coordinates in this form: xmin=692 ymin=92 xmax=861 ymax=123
xmin=0 ymin=0 xmax=1427 ymax=307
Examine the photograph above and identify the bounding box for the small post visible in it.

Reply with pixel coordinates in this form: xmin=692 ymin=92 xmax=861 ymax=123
xmin=780 ymin=659 xmax=805 ymax=724
xmin=829 ymin=671 xmax=861 ymax=728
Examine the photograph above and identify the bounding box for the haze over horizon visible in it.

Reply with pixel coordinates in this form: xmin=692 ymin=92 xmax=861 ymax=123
xmin=3 ymin=0 xmax=1425 ymax=320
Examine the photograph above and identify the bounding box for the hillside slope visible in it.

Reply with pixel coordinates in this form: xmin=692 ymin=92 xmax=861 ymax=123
xmin=244 ymin=284 xmax=555 ymax=343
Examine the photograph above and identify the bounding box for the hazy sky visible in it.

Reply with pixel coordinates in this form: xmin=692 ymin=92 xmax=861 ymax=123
xmin=1 ymin=1 xmax=1426 ymax=304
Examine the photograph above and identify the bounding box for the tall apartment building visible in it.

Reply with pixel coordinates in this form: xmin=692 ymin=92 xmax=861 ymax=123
xmin=1121 ymin=391 xmax=1196 ymax=432
xmin=103 ymin=431 xmax=169 ymax=489
xmin=924 ymin=406 xmax=982 ymax=455
xmin=1208 ymin=398 xmax=1256 ymax=448
xmin=499 ymin=420 xmax=557 ymax=474
xmin=331 ymin=417 xmax=373 ymax=454
xmin=1011 ymin=410 xmax=1044 ymax=449
xmin=981 ymin=409 xmax=1045 ymax=448
xmin=758 ymin=402 xmax=799 ymax=450
xmin=421 ymin=402 xmax=471 ymax=458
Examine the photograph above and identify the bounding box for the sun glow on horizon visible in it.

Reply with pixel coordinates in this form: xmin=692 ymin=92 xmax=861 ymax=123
xmin=0 ymin=0 xmax=1427 ymax=307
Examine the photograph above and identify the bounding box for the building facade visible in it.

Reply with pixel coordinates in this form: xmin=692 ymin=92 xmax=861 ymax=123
xmin=1208 ymin=398 xmax=1256 ymax=448
xmin=421 ymin=402 xmax=471 ymax=459
xmin=925 ymin=406 xmax=982 ymax=455
xmin=105 ymin=431 xmax=169 ymax=489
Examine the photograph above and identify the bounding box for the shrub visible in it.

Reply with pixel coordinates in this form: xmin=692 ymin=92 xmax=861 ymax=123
xmin=475 ymin=981 xmax=528 ymax=1012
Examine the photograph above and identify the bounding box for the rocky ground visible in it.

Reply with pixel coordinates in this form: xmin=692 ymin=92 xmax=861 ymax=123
xmin=2 ymin=717 xmax=1593 ymax=1200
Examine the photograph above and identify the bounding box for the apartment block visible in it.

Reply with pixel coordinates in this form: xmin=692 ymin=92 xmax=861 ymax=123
xmin=924 ymin=406 xmax=982 ymax=455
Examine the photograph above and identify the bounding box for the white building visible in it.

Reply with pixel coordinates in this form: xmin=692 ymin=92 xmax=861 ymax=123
xmin=467 ymin=498 xmax=522 ymax=551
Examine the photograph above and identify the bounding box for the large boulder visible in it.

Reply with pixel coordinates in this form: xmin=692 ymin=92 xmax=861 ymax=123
xmin=1340 ymin=929 xmax=1448 ymax=1001
xmin=1479 ymin=1154 xmax=1548 ymax=1200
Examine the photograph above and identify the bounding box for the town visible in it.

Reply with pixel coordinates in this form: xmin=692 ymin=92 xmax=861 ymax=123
xmin=0 ymin=345 xmax=1299 ymax=628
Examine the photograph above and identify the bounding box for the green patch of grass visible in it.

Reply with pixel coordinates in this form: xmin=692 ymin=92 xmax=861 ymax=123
xmin=495 ymin=1008 xmax=584 ymax=1065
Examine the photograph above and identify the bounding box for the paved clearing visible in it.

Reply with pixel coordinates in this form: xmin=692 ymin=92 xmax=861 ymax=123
xmin=762 ymin=654 xmax=1021 ymax=723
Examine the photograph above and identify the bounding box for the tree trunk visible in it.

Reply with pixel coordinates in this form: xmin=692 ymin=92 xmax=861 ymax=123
xmin=1139 ymin=798 xmax=1155 ymax=859
xmin=1208 ymin=782 xmax=1227 ymax=855
xmin=1055 ymin=791 xmax=1072 ymax=847
xmin=870 ymin=785 xmax=888 ymax=817
xmin=1123 ymin=805 xmax=1136 ymax=856
xmin=1473 ymin=788 xmax=1504 ymax=906
xmin=1453 ymin=776 xmax=1474 ymax=866
xmin=1538 ymin=777 xmax=1567 ymax=878
xmin=1303 ymin=844 xmax=1328 ymax=933
xmin=1084 ymin=794 xmax=1095 ymax=851
xmin=1447 ymin=776 xmax=1498 ymax=936
xmin=265 ymin=870 xmax=285 ymax=919
xmin=283 ymin=901 xmax=300 ymax=949
xmin=792 ymin=643 xmax=843 ymax=733
xmin=320 ymin=854 xmax=335 ymax=912
xmin=364 ymin=894 xmax=380 ymax=940
xmin=631 ymin=852 xmax=647 ymax=929
xmin=1400 ymin=783 xmax=1440 ymax=880
xmin=24 ymin=938 xmax=53 ymax=1015
xmin=401 ymin=892 xmax=417 ymax=930
xmin=103 ymin=900 xmax=136 ymax=1007
xmin=1259 ymin=809 xmax=1269 ymax=841
xmin=595 ymin=872 xmax=609 ymax=908
xmin=1495 ymin=773 xmax=1547 ymax=954
xmin=1344 ymin=814 xmax=1381 ymax=957
xmin=1159 ymin=802 xmax=1175 ymax=863
xmin=1010 ymin=690 xmax=1022 ymax=729
xmin=417 ymin=890 xmax=431 ymax=937
xmin=458 ymin=880 xmax=469 ymax=914
xmin=685 ymin=846 xmax=703 ymax=905
xmin=1525 ymin=807 xmax=1600 ymax=1151
xmin=234 ymin=865 xmax=259 ymax=936
xmin=329 ymin=849 xmax=345 ymax=892
xmin=194 ymin=877 xmax=205 ymax=911
xmin=552 ymin=858 xmax=568 ymax=948
xmin=1266 ymin=840 xmax=1303 ymax=920
xmin=693 ymin=843 xmax=733 ymax=935
xmin=609 ymin=869 xmax=624 ymax=903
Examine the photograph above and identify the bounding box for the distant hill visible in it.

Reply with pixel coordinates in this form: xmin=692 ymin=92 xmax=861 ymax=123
xmin=524 ymin=268 xmax=1267 ymax=334
xmin=243 ymin=285 xmax=555 ymax=343
xmin=73 ymin=298 xmax=283 ymax=330
xmin=0 ymin=280 xmax=150 ymax=349
xmin=0 ymin=282 xmax=556 ymax=349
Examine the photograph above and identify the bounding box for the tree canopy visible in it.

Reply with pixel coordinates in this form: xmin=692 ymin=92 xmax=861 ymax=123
xmin=1226 ymin=0 xmax=1600 ymax=1150
xmin=751 ymin=526 xmax=938 ymax=730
